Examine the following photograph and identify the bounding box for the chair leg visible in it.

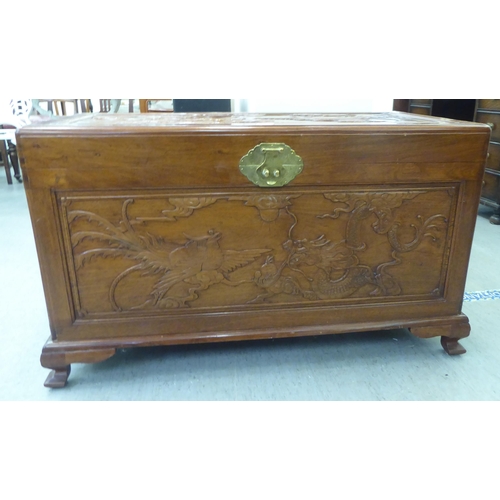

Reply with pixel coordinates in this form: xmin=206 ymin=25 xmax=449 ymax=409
xmin=0 ymin=140 xmax=13 ymax=184
xmin=8 ymin=142 xmax=22 ymax=182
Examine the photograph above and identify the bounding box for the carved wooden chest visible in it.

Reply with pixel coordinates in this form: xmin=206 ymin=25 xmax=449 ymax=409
xmin=17 ymin=112 xmax=490 ymax=387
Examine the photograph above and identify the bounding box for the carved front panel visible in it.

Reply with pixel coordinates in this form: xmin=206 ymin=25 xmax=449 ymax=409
xmin=58 ymin=186 xmax=457 ymax=319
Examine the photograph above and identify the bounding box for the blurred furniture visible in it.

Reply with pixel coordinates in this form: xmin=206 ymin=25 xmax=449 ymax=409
xmin=394 ymin=99 xmax=500 ymax=224
xmin=393 ymin=99 xmax=477 ymax=120
xmin=139 ymin=100 xmax=232 ymax=113
xmin=0 ymin=99 xmax=32 ymax=184
xmin=139 ymin=99 xmax=173 ymax=113
xmin=0 ymin=126 xmax=20 ymax=184
xmin=33 ymin=99 xmax=122 ymax=115
xmin=474 ymin=100 xmax=500 ymax=224
xmin=173 ymin=99 xmax=231 ymax=112
xmin=99 ymin=100 xmax=111 ymax=112
xmin=33 ymin=99 xmax=92 ymax=115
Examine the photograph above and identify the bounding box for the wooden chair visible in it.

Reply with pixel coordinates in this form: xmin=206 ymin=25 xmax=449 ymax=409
xmin=0 ymin=126 xmax=20 ymax=184
xmin=32 ymin=99 xmax=92 ymax=115
xmin=32 ymin=99 xmax=122 ymax=115
xmin=99 ymin=100 xmax=111 ymax=112
xmin=0 ymin=99 xmax=31 ymax=184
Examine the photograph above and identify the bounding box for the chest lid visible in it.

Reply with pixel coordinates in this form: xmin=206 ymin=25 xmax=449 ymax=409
xmin=17 ymin=112 xmax=491 ymax=190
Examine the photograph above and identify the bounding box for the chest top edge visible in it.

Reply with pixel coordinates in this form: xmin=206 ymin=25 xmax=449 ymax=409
xmin=16 ymin=112 xmax=491 ymax=138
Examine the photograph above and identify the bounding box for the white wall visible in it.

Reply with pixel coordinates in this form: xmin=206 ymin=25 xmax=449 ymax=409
xmin=233 ymin=99 xmax=393 ymax=113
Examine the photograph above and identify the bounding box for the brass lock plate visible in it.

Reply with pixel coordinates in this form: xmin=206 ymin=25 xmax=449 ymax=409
xmin=239 ymin=143 xmax=303 ymax=187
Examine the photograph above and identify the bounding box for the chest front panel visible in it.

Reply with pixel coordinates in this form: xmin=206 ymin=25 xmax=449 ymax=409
xmin=58 ymin=185 xmax=458 ymax=321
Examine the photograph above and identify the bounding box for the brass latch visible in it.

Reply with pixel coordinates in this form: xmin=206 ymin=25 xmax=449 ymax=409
xmin=239 ymin=143 xmax=303 ymax=187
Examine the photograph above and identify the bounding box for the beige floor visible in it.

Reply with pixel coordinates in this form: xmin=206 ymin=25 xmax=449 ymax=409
xmin=1 ymin=174 xmax=499 ymax=400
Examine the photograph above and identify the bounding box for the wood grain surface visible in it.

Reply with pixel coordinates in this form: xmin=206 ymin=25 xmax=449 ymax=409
xmin=17 ymin=112 xmax=490 ymax=387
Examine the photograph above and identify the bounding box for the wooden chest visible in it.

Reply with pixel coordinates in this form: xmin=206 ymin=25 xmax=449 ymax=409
xmin=17 ymin=112 xmax=490 ymax=387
